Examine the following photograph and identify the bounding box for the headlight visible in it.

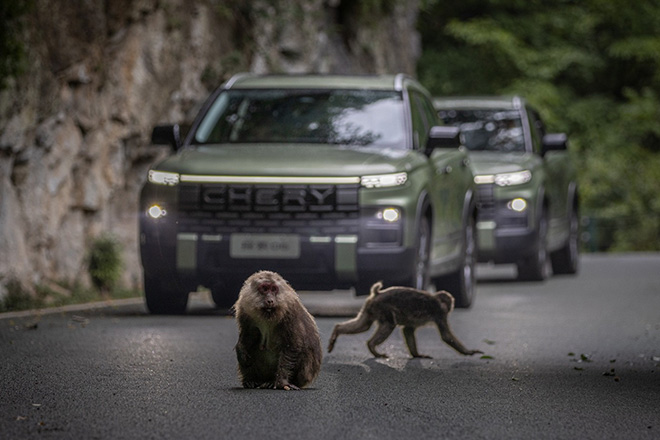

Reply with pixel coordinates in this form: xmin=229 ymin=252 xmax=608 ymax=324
xmin=361 ymin=172 xmax=407 ymax=188
xmin=148 ymin=170 xmax=180 ymax=186
xmin=474 ymin=170 xmax=532 ymax=187
xmin=494 ymin=170 xmax=532 ymax=187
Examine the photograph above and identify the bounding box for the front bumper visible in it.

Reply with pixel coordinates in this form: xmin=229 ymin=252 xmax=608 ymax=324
xmin=139 ymin=205 xmax=415 ymax=291
xmin=140 ymin=230 xmax=416 ymax=290
xmin=475 ymin=183 xmax=538 ymax=263
xmin=476 ymin=220 xmax=537 ymax=263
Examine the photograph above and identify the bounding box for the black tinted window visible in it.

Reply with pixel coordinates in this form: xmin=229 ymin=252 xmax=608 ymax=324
xmin=439 ymin=109 xmax=525 ymax=152
xmin=195 ymin=89 xmax=406 ymax=148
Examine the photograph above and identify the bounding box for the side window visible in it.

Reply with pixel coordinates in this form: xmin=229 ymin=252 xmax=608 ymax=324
xmin=409 ymin=91 xmax=433 ymax=151
xmin=526 ymin=107 xmax=545 ymax=154
xmin=420 ymin=94 xmax=440 ymax=128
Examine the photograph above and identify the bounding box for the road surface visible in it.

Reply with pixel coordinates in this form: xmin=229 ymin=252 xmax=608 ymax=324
xmin=1 ymin=253 xmax=659 ymax=439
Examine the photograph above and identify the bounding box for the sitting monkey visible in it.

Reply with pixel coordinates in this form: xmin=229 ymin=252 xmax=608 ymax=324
xmin=327 ymin=282 xmax=483 ymax=358
xmin=234 ymin=271 xmax=322 ymax=390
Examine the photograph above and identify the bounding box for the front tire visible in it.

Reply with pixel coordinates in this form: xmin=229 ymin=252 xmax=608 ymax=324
xmin=409 ymin=217 xmax=431 ymax=290
xmin=144 ymin=274 xmax=190 ymax=314
xmin=355 ymin=217 xmax=432 ymax=295
xmin=211 ymin=278 xmax=243 ymax=309
xmin=434 ymin=213 xmax=476 ymax=308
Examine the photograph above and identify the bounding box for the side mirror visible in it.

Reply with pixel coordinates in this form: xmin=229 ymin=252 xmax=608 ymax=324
xmin=151 ymin=124 xmax=181 ymax=151
xmin=541 ymin=133 xmax=568 ymax=156
xmin=426 ymin=125 xmax=461 ymax=153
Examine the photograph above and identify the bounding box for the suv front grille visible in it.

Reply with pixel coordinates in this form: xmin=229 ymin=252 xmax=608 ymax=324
xmin=177 ymin=183 xmax=360 ymax=235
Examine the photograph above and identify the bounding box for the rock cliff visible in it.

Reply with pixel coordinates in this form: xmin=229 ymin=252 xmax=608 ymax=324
xmin=0 ymin=0 xmax=420 ymax=297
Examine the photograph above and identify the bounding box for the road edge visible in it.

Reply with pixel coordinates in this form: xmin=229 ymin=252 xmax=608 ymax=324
xmin=0 ymin=297 xmax=144 ymax=320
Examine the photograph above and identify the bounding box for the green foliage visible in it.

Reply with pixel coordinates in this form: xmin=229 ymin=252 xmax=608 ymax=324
xmin=418 ymin=0 xmax=660 ymax=251
xmin=0 ymin=0 xmax=32 ymax=88
xmin=87 ymin=234 xmax=123 ymax=294
xmin=0 ymin=278 xmax=139 ymax=313
xmin=0 ymin=278 xmax=33 ymax=312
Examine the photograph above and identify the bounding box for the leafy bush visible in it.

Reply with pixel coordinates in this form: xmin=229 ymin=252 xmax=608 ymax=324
xmin=0 ymin=0 xmax=32 ymax=88
xmin=418 ymin=0 xmax=660 ymax=251
xmin=87 ymin=234 xmax=122 ymax=295
xmin=0 ymin=278 xmax=33 ymax=312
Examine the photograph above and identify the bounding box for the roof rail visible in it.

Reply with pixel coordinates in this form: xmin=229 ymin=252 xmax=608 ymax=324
xmin=223 ymin=72 xmax=253 ymax=89
xmin=512 ymin=96 xmax=523 ymax=109
xmin=394 ymin=73 xmax=410 ymax=92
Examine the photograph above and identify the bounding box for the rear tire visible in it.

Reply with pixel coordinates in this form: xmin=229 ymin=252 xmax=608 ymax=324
xmin=517 ymin=208 xmax=549 ymax=281
xmin=144 ymin=274 xmax=189 ymax=315
xmin=551 ymin=206 xmax=579 ymax=275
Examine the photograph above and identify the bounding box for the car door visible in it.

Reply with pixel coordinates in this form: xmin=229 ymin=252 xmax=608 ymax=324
xmin=528 ymin=107 xmax=572 ymax=244
xmin=409 ymin=89 xmax=470 ymax=264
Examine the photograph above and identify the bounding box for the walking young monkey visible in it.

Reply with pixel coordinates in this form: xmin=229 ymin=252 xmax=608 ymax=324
xmin=234 ymin=271 xmax=322 ymax=390
xmin=327 ymin=282 xmax=483 ymax=358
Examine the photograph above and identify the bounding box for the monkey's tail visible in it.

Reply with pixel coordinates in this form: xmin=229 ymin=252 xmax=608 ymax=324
xmin=369 ymin=281 xmax=384 ymax=297
xmin=352 ymin=281 xmax=382 ymax=322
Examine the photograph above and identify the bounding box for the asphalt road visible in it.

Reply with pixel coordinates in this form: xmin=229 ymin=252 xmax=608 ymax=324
xmin=1 ymin=253 xmax=659 ymax=439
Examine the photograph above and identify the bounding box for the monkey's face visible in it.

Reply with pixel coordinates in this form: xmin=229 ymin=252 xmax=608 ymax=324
xmin=435 ymin=290 xmax=455 ymax=313
xmin=257 ymin=280 xmax=280 ymax=317
xmin=238 ymin=271 xmax=296 ymax=321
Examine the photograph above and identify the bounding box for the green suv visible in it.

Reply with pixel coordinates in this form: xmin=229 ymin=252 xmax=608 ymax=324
xmin=139 ymin=74 xmax=477 ymax=314
xmin=435 ymin=96 xmax=579 ymax=281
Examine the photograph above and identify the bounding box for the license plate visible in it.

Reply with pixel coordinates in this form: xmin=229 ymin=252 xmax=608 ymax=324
xmin=230 ymin=234 xmax=301 ymax=259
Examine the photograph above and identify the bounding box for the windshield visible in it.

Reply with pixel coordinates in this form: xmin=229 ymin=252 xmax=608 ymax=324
xmin=193 ymin=89 xmax=406 ymax=148
xmin=438 ymin=109 xmax=525 ymax=152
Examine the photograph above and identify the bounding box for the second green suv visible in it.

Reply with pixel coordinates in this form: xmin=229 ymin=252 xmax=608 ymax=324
xmin=139 ymin=74 xmax=478 ymax=313
xmin=435 ymin=96 xmax=579 ymax=281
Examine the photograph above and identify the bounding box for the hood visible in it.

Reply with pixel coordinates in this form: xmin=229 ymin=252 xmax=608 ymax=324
xmin=152 ymin=144 xmax=425 ymax=177
xmin=467 ymin=151 xmax=542 ymax=176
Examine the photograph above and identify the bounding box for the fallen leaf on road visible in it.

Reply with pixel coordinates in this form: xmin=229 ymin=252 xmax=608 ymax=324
xmin=70 ymin=315 xmax=90 ymax=327
xmin=580 ymin=354 xmax=593 ymax=362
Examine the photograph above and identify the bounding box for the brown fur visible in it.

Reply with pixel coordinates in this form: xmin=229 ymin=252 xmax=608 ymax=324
xmin=327 ymin=282 xmax=483 ymax=358
xmin=234 ymin=271 xmax=322 ymax=390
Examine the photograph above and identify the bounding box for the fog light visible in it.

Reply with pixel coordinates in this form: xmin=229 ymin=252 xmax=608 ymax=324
xmin=508 ymin=198 xmax=527 ymax=212
xmin=378 ymin=208 xmax=401 ymax=223
xmin=147 ymin=205 xmax=167 ymax=219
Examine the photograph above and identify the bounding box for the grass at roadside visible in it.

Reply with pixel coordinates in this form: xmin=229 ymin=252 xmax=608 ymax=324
xmin=0 ymin=279 xmax=141 ymax=313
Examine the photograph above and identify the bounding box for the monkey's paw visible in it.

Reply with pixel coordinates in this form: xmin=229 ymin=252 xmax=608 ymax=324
xmin=466 ymin=350 xmax=484 ymax=356
xmin=276 ymin=383 xmax=300 ymax=391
